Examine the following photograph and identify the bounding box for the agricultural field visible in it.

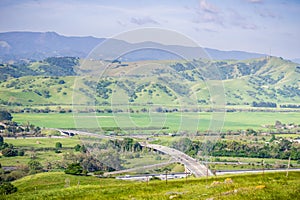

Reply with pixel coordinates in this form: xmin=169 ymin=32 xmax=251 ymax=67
xmin=11 ymin=112 xmax=300 ymax=133
xmin=4 ymin=171 xmax=300 ymax=199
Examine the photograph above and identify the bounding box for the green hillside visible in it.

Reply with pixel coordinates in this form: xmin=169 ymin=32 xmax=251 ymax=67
xmin=0 ymin=56 xmax=299 ymax=109
xmin=5 ymin=171 xmax=300 ymax=199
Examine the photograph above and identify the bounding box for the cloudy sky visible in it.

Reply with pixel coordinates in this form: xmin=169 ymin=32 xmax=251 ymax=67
xmin=0 ymin=0 xmax=299 ymax=59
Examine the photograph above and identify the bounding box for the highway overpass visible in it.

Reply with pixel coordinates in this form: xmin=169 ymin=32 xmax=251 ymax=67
xmin=140 ymin=142 xmax=213 ymax=177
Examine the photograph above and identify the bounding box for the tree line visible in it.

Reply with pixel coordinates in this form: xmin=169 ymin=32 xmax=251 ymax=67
xmin=172 ymin=137 xmax=300 ymax=161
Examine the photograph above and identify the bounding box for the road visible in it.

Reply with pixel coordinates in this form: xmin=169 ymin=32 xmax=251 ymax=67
xmin=140 ymin=142 xmax=213 ymax=177
xmin=55 ymin=129 xmax=113 ymax=139
xmin=56 ymin=129 xmax=212 ymax=177
xmin=216 ymin=168 xmax=300 ymax=175
xmin=104 ymin=160 xmax=176 ymax=176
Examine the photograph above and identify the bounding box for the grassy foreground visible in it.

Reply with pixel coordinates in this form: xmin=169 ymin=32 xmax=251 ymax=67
xmin=4 ymin=171 xmax=300 ymax=200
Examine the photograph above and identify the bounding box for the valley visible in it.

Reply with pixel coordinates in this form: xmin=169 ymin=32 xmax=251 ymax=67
xmin=1 ymin=45 xmax=300 ymax=200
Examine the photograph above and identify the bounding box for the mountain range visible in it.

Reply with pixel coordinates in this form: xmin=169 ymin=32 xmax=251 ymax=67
xmin=0 ymin=31 xmax=267 ymax=62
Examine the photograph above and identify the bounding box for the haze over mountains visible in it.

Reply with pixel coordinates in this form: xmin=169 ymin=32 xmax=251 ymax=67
xmin=0 ymin=31 xmax=267 ymax=62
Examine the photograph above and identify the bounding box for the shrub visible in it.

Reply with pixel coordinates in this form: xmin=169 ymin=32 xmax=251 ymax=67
xmin=0 ymin=110 xmax=13 ymax=121
xmin=17 ymin=149 xmax=25 ymax=156
xmin=28 ymin=160 xmax=43 ymax=171
xmin=74 ymin=144 xmax=81 ymax=152
xmin=55 ymin=142 xmax=62 ymax=149
xmin=2 ymin=148 xmax=18 ymax=157
xmin=65 ymin=163 xmax=83 ymax=175
xmin=0 ymin=182 xmax=17 ymax=195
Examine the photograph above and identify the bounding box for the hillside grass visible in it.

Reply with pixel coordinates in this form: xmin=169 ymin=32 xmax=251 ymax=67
xmin=1 ymin=57 xmax=300 ymax=108
xmin=4 ymin=171 xmax=300 ymax=199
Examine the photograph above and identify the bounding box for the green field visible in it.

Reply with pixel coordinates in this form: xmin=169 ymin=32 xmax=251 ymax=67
xmin=12 ymin=112 xmax=300 ymax=132
xmin=4 ymin=171 xmax=300 ymax=199
xmin=5 ymin=137 xmax=80 ymax=148
xmin=0 ymin=137 xmax=81 ymax=166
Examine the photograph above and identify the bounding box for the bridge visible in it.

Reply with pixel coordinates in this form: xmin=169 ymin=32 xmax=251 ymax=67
xmin=140 ymin=142 xmax=213 ymax=177
xmin=55 ymin=129 xmax=213 ymax=177
xmin=55 ymin=129 xmax=113 ymax=139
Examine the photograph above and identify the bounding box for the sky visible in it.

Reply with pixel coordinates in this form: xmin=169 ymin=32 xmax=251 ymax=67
xmin=0 ymin=0 xmax=299 ymax=59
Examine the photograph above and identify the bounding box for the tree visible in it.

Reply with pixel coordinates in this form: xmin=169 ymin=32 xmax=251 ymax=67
xmin=65 ymin=163 xmax=83 ymax=175
xmin=0 ymin=110 xmax=12 ymax=121
xmin=55 ymin=142 xmax=62 ymax=149
xmin=74 ymin=144 xmax=81 ymax=152
xmin=28 ymin=160 xmax=43 ymax=171
xmin=0 ymin=135 xmax=3 ymax=146
xmin=58 ymin=80 xmax=65 ymax=84
xmin=269 ymin=134 xmax=276 ymax=142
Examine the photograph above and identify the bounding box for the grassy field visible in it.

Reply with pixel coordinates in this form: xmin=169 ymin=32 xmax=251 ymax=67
xmin=4 ymin=171 xmax=300 ymax=199
xmin=1 ymin=137 xmax=81 ymax=166
xmin=11 ymin=112 xmax=300 ymax=133
xmin=5 ymin=137 xmax=80 ymax=148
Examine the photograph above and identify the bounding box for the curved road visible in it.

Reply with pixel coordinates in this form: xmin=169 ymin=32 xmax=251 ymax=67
xmin=104 ymin=160 xmax=176 ymax=176
xmin=55 ymin=129 xmax=212 ymax=177
xmin=140 ymin=142 xmax=213 ymax=177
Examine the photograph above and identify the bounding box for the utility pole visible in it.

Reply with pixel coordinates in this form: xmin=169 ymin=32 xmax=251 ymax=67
xmin=146 ymin=175 xmax=149 ymax=185
xmin=286 ymin=156 xmax=291 ymax=178
xmin=165 ymin=170 xmax=168 ymax=184
xmin=262 ymin=159 xmax=265 ymax=177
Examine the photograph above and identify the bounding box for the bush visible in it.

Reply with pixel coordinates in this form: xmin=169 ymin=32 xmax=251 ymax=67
xmin=65 ymin=163 xmax=83 ymax=175
xmin=74 ymin=144 xmax=81 ymax=152
xmin=17 ymin=149 xmax=25 ymax=156
xmin=55 ymin=142 xmax=62 ymax=149
xmin=2 ymin=148 xmax=18 ymax=157
xmin=28 ymin=160 xmax=43 ymax=171
xmin=0 ymin=182 xmax=17 ymax=195
xmin=0 ymin=110 xmax=13 ymax=121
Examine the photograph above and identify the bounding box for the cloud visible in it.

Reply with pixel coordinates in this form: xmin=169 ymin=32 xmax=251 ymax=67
xmin=257 ymin=9 xmax=280 ymax=19
xmin=193 ymin=0 xmax=223 ymax=26
xmin=200 ymin=0 xmax=218 ymax=13
xmin=130 ymin=16 xmax=160 ymax=25
xmin=247 ymin=0 xmax=263 ymax=3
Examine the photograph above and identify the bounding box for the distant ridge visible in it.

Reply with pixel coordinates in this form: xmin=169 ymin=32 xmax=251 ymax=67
xmin=0 ymin=31 xmax=267 ymax=62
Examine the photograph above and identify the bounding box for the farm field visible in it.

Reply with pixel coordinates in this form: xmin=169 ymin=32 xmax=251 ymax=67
xmin=11 ymin=112 xmax=300 ymax=133
xmin=5 ymin=171 xmax=300 ymax=199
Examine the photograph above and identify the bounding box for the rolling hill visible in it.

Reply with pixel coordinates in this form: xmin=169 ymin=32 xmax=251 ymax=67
xmin=0 ymin=56 xmax=299 ymax=109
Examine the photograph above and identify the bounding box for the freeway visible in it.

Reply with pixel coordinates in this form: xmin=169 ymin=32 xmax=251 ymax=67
xmin=140 ymin=142 xmax=213 ymax=177
xmin=55 ymin=129 xmax=113 ymax=139
xmin=55 ymin=129 xmax=213 ymax=177
xmin=216 ymin=168 xmax=300 ymax=175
